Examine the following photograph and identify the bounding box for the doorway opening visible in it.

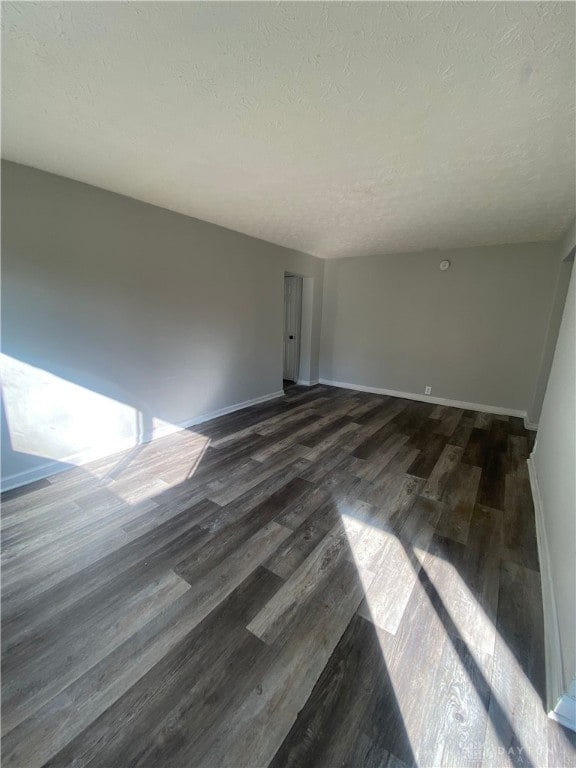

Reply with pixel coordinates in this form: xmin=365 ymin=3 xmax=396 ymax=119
xmin=283 ymin=274 xmax=303 ymax=386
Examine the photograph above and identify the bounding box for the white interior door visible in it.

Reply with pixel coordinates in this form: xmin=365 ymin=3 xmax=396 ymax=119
xmin=283 ymin=275 xmax=302 ymax=382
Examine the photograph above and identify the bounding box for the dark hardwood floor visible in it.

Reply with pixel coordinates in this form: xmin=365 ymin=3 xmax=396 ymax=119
xmin=2 ymin=385 xmax=575 ymax=767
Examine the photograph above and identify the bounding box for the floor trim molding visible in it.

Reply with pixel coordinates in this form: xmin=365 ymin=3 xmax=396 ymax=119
xmin=1 ymin=461 xmax=74 ymax=494
xmin=318 ymin=378 xmax=531 ymax=421
xmin=549 ymin=694 xmax=576 ymax=733
xmin=296 ymin=378 xmax=319 ymax=387
xmin=1 ymin=389 xmax=285 ymax=492
xmin=157 ymin=390 xmax=286 ymax=434
xmin=526 ymin=456 xmax=572 ymax=726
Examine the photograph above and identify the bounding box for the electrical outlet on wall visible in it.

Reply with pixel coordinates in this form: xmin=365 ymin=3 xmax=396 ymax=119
xmin=425 ymin=386 xmax=432 ymax=395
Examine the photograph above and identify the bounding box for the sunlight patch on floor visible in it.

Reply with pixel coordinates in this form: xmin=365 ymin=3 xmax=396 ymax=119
xmin=337 ymin=499 xmax=542 ymax=768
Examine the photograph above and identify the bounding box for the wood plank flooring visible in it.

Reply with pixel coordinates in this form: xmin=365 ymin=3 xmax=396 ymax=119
xmin=2 ymin=384 xmax=575 ymax=767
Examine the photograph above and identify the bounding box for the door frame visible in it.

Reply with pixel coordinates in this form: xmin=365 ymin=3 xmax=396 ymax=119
xmin=283 ymin=272 xmax=315 ymax=386
xmin=283 ymin=274 xmax=302 ymax=383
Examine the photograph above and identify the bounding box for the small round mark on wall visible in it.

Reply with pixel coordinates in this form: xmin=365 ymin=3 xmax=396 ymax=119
xmin=439 ymin=260 xmax=451 ymax=271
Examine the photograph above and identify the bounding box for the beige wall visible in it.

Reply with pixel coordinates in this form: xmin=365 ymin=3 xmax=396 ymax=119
xmin=320 ymin=243 xmax=560 ymax=415
xmin=532 ymin=220 xmax=575 ymax=696
xmin=1 ymin=161 xmax=324 ymax=488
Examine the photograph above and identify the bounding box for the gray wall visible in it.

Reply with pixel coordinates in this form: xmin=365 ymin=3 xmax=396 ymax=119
xmin=320 ymin=243 xmax=560 ymax=414
xmin=528 ymin=221 xmax=575 ymax=425
xmin=1 ymin=161 xmax=324 ymax=488
xmin=533 ymin=221 xmax=575 ymax=696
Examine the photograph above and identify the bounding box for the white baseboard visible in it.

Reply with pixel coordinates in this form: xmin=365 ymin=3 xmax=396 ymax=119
xmin=296 ymin=378 xmax=319 ymax=387
xmin=549 ymin=694 xmax=576 ymax=733
xmin=527 ymin=456 xmax=570 ymax=722
xmin=166 ymin=389 xmax=285 ymax=432
xmin=2 ymin=435 xmax=144 ymax=492
xmin=1 ymin=461 xmax=72 ymax=493
xmin=1 ymin=389 xmax=285 ymax=492
xmin=318 ymin=378 xmax=529 ymax=420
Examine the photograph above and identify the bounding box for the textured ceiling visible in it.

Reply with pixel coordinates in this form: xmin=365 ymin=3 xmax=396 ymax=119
xmin=2 ymin=2 xmax=575 ymax=258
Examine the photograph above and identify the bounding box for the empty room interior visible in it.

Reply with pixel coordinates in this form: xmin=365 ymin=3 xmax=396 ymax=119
xmin=2 ymin=2 xmax=576 ymax=767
